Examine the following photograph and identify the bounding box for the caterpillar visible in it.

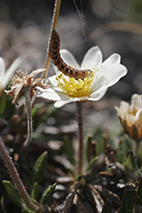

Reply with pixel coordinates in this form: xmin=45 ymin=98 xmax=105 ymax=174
xmin=49 ymin=30 xmax=93 ymax=80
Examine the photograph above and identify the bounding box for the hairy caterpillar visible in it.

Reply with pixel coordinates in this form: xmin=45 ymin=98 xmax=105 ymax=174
xmin=49 ymin=30 xmax=93 ymax=80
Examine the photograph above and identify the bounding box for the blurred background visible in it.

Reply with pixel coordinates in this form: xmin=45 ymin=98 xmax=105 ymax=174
xmin=1 ymin=0 xmax=142 ymax=129
xmin=1 ymin=2 xmax=142 ymax=212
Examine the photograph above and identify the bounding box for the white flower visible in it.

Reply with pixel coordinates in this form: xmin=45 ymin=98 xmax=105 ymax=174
xmin=36 ymin=46 xmax=127 ymax=108
xmin=115 ymin=94 xmax=142 ymax=141
xmin=0 ymin=57 xmax=21 ymax=93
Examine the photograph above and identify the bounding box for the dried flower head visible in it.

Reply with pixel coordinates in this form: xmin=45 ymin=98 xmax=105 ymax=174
xmin=115 ymin=94 xmax=142 ymax=141
xmin=5 ymin=68 xmax=50 ymax=148
xmin=5 ymin=68 xmax=49 ymax=104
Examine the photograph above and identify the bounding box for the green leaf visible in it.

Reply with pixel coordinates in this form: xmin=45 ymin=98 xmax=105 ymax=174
xmin=124 ymin=151 xmax=135 ymax=172
xmin=46 ymin=104 xmax=58 ymax=117
xmin=32 ymin=104 xmax=57 ymax=129
xmin=123 ymin=136 xmax=133 ymax=152
xmin=30 ymin=151 xmax=48 ymax=185
xmin=21 ymin=209 xmax=34 ymax=213
xmin=117 ymin=139 xmax=125 ymax=163
xmin=76 ymin=175 xmax=86 ymax=186
xmin=40 ymin=183 xmax=57 ymax=205
xmin=92 ymin=126 xmax=104 ymax=155
xmin=86 ymin=156 xmax=98 ymax=171
xmin=31 ymin=182 xmax=39 ymax=201
xmin=63 ymin=136 xmax=76 ymax=165
xmin=120 ymin=184 xmax=136 ymax=213
xmin=0 ymin=91 xmax=6 ymax=116
xmin=117 ymin=136 xmax=133 ymax=163
xmin=3 ymin=180 xmax=22 ymax=208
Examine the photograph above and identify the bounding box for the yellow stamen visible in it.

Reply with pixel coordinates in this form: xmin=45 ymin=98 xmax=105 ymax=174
xmin=69 ymin=65 xmax=74 ymax=68
xmin=56 ymin=73 xmax=95 ymax=99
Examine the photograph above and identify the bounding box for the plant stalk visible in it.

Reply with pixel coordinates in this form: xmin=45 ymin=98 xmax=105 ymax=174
xmin=0 ymin=138 xmax=39 ymax=212
xmin=43 ymin=0 xmax=61 ymax=79
xmin=76 ymin=101 xmax=84 ymax=175
xmin=23 ymin=89 xmax=32 ymax=148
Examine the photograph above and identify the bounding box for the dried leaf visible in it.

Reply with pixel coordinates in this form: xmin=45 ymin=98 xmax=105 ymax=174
xmin=77 ymin=200 xmax=90 ymax=213
xmin=64 ymin=193 xmax=75 ymax=213
xmin=87 ymin=184 xmax=104 ymax=213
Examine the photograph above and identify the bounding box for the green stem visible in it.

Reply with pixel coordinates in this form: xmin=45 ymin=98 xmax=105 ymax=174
xmin=43 ymin=0 xmax=61 ymax=79
xmin=76 ymin=101 xmax=84 ymax=175
xmin=0 ymin=138 xmax=39 ymax=212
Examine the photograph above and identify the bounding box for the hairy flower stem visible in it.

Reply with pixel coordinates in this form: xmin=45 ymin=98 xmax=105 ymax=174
xmin=76 ymin=101 xmax=84 ymax=175
xmin=0 ymin=138 xmax=39 ymax=212
xmin=43 ymin=0 xmax=61 ymax=79
xmin=23 ymin=89 xmax=32 ymax=148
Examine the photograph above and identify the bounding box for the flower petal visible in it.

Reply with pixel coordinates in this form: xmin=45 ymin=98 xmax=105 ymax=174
xmin=13 ymin=83 xmax=23 ymax=104
xmin=81 ymin=46 xmax=102 ymax=70
xmin=48 ymin=75 xmax=59 ymax=87
xmin=60 ymin=49 xmax=79 ymax=67
xmin=54 ymin=100 xmax=72 ymax=108
xmin=29 ymin=68 xmax=46 ymax=77
xmin=130 ymin=94 xmax=142 ymax=113
xmin=0 ymin=57 xmax=5 ymax=79
xmin=102 ymin=54 xmax=121 ymax=66
xmin=1 ymin=57 xmax=21 ymax=89
xmin=125 ymin=112 xmax=135 ymax=126
xmin=54 ymin=97 xmax=86 ymax=108
xmin=115 ymin=101 xmax=130 ymax=118
xmin=36 ymin=87 xmax=69 ymax=101
xmin=119 ymin=101 xmax=130 ymax=112
xmin=88 ymin=85 xmax=108 ymax=101
xmin=99 ymin=63 xmax=127 ymax=87
xmin=135 ymin=108 xmax=142 ymax=127
xmin=53 ymin=49 xmax=79 ymax=74
xmin=90 ymin=76 xmax=107 ymax=94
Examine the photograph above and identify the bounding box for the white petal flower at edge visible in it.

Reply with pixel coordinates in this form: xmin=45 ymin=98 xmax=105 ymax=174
xmin=115 ymin=94 xmax=142 ymax=141
xmin=0 ymin=57 xmax=21 ymax=94
xmin=36 ymin=46 xmax=127 ymax=108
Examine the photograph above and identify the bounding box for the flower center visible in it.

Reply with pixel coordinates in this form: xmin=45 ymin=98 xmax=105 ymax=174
xmin=56 ymin=72 xmax=95 ymax=99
